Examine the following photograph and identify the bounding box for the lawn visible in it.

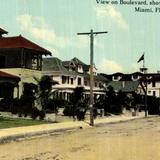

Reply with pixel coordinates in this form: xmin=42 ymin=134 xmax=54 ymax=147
xmin=0 ymin=117 xmax=49 ymax=129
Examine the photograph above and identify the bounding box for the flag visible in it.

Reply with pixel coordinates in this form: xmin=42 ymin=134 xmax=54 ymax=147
xmin=137 ymin=54 xmax=144 ymax=63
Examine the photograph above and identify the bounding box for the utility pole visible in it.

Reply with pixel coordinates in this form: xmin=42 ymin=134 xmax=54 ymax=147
xmin=77 ymin=29 xmax=108 ymax=126
xmin=139 ymin=53 xmax=148 ymax=117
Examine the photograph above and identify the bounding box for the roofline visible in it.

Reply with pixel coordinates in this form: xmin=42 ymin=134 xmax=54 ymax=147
xmin=0 ymin=35 xmax=52 ymax=55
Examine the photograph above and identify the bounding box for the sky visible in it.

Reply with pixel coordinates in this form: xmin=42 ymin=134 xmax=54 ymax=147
xmin=0 ymin=0 xmax=159 ymax=74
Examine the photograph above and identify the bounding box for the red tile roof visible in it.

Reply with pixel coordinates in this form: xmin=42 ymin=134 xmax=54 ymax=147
xmin=0 ymin=71 xmax=20 ymax=80
xmin=0 ymin=35 xmax=51 ymax=55
xmin=0 ymin=28 xmax=8 ymax=34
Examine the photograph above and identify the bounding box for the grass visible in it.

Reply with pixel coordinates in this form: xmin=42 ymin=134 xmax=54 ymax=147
xmin=0 ymin=117 xmax=49 ymax=129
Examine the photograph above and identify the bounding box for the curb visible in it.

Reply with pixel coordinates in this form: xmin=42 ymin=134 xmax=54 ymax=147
xmin=0 ymin=127 xmax=80 ymax=144
xmin=0 ymin=115 xmax=156 ymax=144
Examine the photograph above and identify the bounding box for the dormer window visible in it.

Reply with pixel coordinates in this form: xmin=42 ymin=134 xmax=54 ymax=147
xmin=113 ymin=75 xmax=119 ymax=81
xmin=69 ymin=62 xmax=76 ymax=71
xmin=77 ymin=65 xmax=83 ymax=73
xmin=132 ymin=75 xmax=138 ymax=80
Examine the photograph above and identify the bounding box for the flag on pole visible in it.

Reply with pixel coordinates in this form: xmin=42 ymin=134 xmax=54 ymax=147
xmin=137 ymin=54 xmax=144 ymax=63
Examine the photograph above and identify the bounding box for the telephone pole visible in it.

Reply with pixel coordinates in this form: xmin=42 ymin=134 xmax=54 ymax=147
xmin=77 ymin=29 xmax=108 ymax=126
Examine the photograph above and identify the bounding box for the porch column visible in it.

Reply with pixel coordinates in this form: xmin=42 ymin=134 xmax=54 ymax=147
xmin=13 ymin=85 xmax=19 ymax=98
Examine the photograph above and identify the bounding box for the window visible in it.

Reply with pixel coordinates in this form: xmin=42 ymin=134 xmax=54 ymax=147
xmin=113 ymin=75 xmax=118 ymax=81
xmin=84 ymin=80 xmax=88 ymax=86
xmin=152 ymin=81 xmax=156 ymax=87
xmin=132 ymin=75 xmax=138 ymax=80
xmin=62 ymin=76 xmax=66 ymax=84
xmin=95 ymin=82 xmax=97 ymax=87
xmin=153 ymin=91 xmax=156 ymax=97
xmin=78 ymin=77 xmax=81 ymax=85
xmin=71 ymin=78 xmax=73 ymax=85
xmin=99 ymin=83 xmax=103 ymax=88
xmin=67 ymin=76 xmax=69 ymax=84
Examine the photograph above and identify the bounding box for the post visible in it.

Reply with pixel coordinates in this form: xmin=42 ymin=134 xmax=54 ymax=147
xmin=144 ymin=81 xmax=148 ymax=117
xmin=77 ymin=30 xmax=108 ymax=126
xmin=90 ymin=29 xmax=94 ymax=126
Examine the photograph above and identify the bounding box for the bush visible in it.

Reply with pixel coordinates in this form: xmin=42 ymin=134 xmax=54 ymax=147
xmin=11 ymin=98 xmax=20 ymax=114
xmin=63 ymin=105 xmax=75 ymax=116
xmin=45 ymin=99 xmax=58 ymax=114
xmin=147 ymin=96 xmax=160 ymax=115
xmin=39 ymin=110 xmax=46 ymax=120
xmin=31 ymin=107 xmax=39 ymax=120
xmin=76 ymin=110 xmax=85 ymax=121
xmin=0 ymin=98 xmax=13 ymax=112
xmin=31 ymin=107 xmax=46 ymax=120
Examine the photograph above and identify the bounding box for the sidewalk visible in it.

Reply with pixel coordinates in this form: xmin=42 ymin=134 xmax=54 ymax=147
xmin=0 ymin=114 xmax=147 ymax=144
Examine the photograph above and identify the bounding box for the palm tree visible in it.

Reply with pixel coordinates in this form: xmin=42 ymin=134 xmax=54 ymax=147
xmin=104 ymin=85 xmax=116 ymax=114
xmin=70 ymin=87 xmax=88 ymax=120
xmin=35 ymin=75 xmax=58 ymax=111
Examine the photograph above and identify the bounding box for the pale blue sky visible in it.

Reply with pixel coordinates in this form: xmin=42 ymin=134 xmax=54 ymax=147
xmin=0 ymin=0 xmax=159 ymax=73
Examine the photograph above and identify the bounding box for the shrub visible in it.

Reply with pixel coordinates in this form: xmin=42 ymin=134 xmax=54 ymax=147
xmin=45 ymin=99 xmax=58 ymax=114
xmin=39 ymin=110 xmax=46 ymax=120
xmin=31 ymin=107 xmax=39 ymax=120
xmin=76 ymin=110 xmax=85 ymax=121
xmin=31 ymin=107 xmax=46 ymax=120
xmin=147 ymin=96 xmax=160 ymax=115
xmin=11 ymin=98 xmax=20 ymax=114
xmin=63 ymin=105 xmax=74 ymax=116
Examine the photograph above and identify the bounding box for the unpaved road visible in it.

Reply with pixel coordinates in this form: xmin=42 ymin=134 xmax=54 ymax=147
xmin=0 ymin=116 xmax=160 ymax=160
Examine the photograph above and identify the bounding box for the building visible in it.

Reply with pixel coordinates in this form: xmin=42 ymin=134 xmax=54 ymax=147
xmin=0 ymin=28 xmax=52 ymax=97
xmin=42 ymin=57 xmax=108 ymax=101
xmin=103 ymin=72 xmax=160 ymax=98
xmin=0 ymin=71 xmax=20 ymax=99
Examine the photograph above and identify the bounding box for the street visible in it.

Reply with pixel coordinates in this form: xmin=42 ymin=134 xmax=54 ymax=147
xmin=0 ymin=116 xmax=160 ymax=160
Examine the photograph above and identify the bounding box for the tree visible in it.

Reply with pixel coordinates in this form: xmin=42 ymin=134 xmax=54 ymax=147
xmin=35 ymin=75 xmax=58 ymax=111
xmin=17 ymin=83 xmax=37 ymax=117
xmin=103 ymin=85 xmax=116 ymax=114
xmin=65 ymin=87 xmax=88 ymax=120
xmin=116 ymin=90 xmax=127 ymax=113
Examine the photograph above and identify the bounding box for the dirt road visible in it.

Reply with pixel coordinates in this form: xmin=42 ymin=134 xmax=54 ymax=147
xmin=0 ymin=116 xmax=160 ymax=160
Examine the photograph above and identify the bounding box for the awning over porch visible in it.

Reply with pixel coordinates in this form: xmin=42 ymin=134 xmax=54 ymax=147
xmin=0 ymin=71 xmax=20 ymax=83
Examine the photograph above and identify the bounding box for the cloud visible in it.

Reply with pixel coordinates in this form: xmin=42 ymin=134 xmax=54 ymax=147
xmin=98 ymin=59 xmax=124 ymax=73
xmin=17 ymin=14 xmax=70 ymax=48
xmin=17 ymin=14 xmax=104 ymax=50
xmin=95 ymin=6 xmax=128 ymax=30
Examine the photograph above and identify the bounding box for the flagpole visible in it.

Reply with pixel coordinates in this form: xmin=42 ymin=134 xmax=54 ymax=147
xmin=143 ymin=53 xmax=145 ymax=68
xmin=143 ymin=52 xmax=145 ymax=69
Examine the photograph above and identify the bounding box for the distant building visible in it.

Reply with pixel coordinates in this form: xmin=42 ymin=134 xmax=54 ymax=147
xmin=42 ymin=57 xmax=108 ymax=101
xmin=103 ymin=72 xmax=160 ymax=97
xmin=0 ymin=28 xmax=51 ymax=97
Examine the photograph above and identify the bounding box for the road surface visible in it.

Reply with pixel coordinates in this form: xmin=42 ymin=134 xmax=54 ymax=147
xmin=0 ymin=116 xmax=160 ymax=160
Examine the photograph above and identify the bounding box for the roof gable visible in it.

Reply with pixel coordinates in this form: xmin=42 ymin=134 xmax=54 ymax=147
xmin=108 ymin=81 xmax=140 ymax=92
xmin=0 ymin=35 xmax=51 ymax=55
xmin=42 ymin=57 xmax=75 ymax=75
